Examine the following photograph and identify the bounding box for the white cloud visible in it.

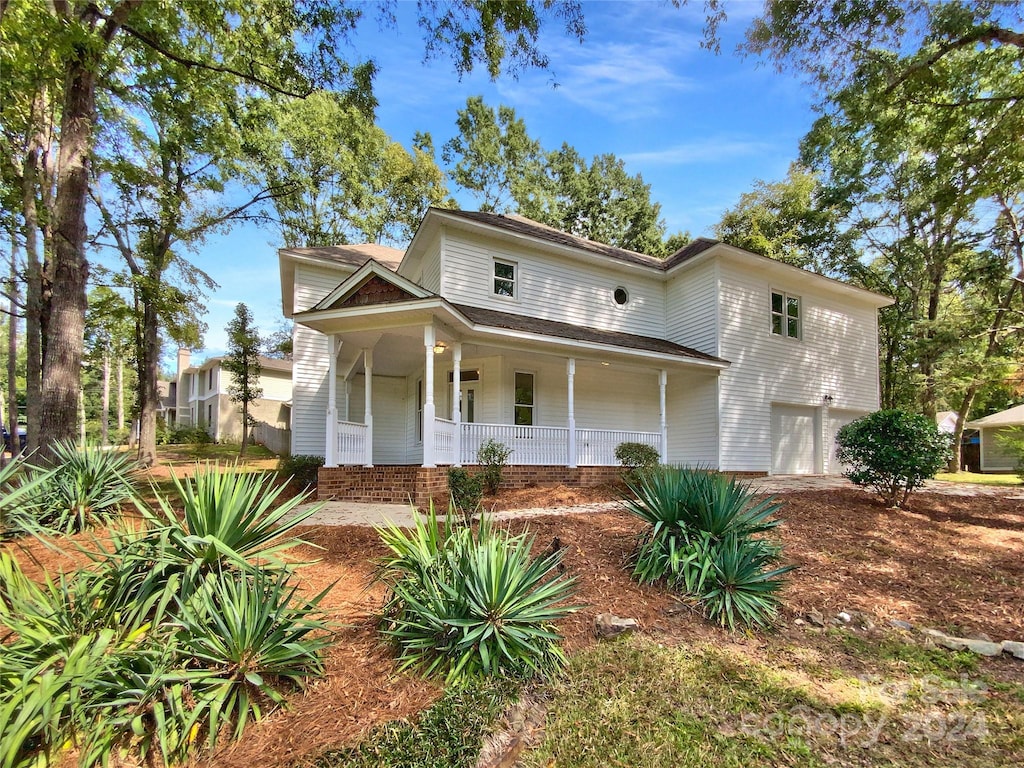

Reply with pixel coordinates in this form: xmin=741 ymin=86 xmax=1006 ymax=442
xmin=623 ymin=137 xmax=773 ymax=165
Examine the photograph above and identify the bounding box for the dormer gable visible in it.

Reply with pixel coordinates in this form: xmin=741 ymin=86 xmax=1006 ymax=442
xmin=312 ymin=259 xmax=433 ymax=311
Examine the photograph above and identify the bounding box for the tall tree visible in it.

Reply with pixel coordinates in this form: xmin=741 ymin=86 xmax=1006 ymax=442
xmin=2 ymin=0 xmax=587 ymax=458
xmin=248 ymin=92 xmax=451 ymax=247
xmin=222 ymin=304 xmax=263 ymax=458
xmin=84 ymin=287 xmax=134 ymax=446
xmin=715 ymin=163 xmax=856 ymax=274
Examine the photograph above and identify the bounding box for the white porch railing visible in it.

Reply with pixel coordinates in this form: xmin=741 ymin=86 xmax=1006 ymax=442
xmin=337 ymin=420 xmax=368 ymax=465
xmin=576 ymin=428 xmax=661 ymax=467
xmin=434 ymin=417 xmax=457 ymax=465
xmin=336 ymin=419 xmax=662 ymax=467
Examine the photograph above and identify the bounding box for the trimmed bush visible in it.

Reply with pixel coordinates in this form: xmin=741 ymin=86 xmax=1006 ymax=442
xmin=614 ymin=441 xmax=660 ymax=484
xmin=477 ymin=439 xmax=512 ymax=494
xmin=835 ymin=409 xmax=952 ymax=508
xmin=278 ymin=454 xmax=326 ymax=486
xmin=623 ymin=466 xmax=794 ymax=630
xmin=447 ymin=467 xmax=483 ymax=521
xmin=374 ymin=509 xmax=578 ymax=683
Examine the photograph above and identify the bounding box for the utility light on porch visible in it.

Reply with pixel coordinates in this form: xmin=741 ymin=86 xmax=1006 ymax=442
xmin=433 ymin=342 xmax=447 ymax=354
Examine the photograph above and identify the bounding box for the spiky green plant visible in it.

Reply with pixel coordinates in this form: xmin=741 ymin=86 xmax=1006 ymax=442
xmin=175 ymin=568 xmax=332 ymax=749
xmin=376 ymin=508 xmax=578 ymax=683
xmin=145 ymin=464 xmax=322 ymax=572
xmin=623 ymin=466 xmax=794 ymax=630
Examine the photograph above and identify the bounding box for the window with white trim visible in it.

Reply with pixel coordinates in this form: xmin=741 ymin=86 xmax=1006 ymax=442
xmin=416 ymin=378 xmax=423 ymax=443
xmin=771 ymin=291 xmax=801 ymax=339
xmin=493 ymin=259 xmax=517 ymax=298
xmin=514 ymin=371 xmax=534 ymax=426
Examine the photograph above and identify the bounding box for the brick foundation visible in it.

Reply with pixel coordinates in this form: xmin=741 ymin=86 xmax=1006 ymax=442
xmin=317 ymin=465 xmax=768 ymax=509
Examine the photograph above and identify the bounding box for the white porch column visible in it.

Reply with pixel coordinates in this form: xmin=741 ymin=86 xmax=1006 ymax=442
xmin=452 ymin=342 xmax=462 ymax=467
xmin=325 ymin=334 xmax=338 ymax=467
xmin=567 ymin=358 xmax=577 ymax=468
xmin=422 ymin=325 xmax=437 ymax=467
xmin=659 ymin=370 xmax=668 ymax=464
xmin=363 ymin=348 xmax=374 ymax=467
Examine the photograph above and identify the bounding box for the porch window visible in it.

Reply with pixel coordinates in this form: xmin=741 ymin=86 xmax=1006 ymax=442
xmin=493 ymin=260 xmax=517 ymax=298
xmin=514 ymin=371 xmax=534 ymax=426
xmin=771 ymin=291 xmax=801 ymax=339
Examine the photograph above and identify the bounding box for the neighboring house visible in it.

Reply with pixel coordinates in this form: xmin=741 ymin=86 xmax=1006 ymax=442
xmin=279 ymin=209 xmax=892 ymax=503
xmin=936 ymin=411 xmax=959 ymax=434
xmin=174 ymin=349 xmax=292 ymax=442
xmin=157 ymin=379 xmax=176 ymax=424
xmin=965 ymin=404 xmax=1024 ymax=472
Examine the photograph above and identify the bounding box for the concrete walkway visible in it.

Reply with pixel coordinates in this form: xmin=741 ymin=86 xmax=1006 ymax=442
xmin=290 ymin=475 xmax=1022 ymax=529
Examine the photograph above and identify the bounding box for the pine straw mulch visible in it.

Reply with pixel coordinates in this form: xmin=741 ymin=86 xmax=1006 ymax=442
xmin=3 ymin=486 xmax=1022 ymax=767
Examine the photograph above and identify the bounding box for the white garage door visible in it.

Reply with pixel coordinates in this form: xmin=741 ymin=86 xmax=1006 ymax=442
xmin=827 ymin=409 xmax=868 ymax=475
xmin=771 ymin=404 xmax=819 ymax=474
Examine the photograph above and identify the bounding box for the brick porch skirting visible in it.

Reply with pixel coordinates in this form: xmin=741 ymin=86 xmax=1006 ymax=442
xmin=317 ymin=464 xmax=626 ymax=508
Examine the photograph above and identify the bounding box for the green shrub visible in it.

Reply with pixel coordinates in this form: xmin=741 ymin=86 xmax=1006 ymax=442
xmin=374 ymin=508 xmax=578 ymax=683
xmin=614 ymin=441 xmax=661 ymax=484
xmin=623 ymin=466 xmax=794 ymax=630
xmin=0 ymin=464 xmax=331 ymax=767
xmin=477 ymin=439 xmax=512 ymax=494
xmin=161 ymin=425 xmax=213 ymax=445
xmin=447 ymin=468 xmax=483 ymax=520
xmin=278 ymin=454 xmax=326 ymax=486
xmin=835 ymin=409 xmax=952 ymax=508
xmin=7 ymin=441 xmax=139 ymax=536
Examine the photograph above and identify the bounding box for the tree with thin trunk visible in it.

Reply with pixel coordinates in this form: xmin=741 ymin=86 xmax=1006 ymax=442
xmin=222 ymin=304 xmax=262 ymax=458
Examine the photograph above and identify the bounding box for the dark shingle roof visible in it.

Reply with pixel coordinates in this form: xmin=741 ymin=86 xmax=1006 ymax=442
xmin=452 ymin=303 xmax=725 ymax=364
xmin=436 ymin=209 xmax=721 ymax=271
xmin=281 ymin=244 xmax=404 ymax=270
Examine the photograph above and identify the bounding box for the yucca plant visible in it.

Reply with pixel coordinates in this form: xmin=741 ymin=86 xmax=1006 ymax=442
xmin=14 ymin=441 xmax=140 ymax=535
xmin=175 ymin=568 xmax=332 ymax=749
xmin=376 ymin=508 xmax=578 ymax=683
xmin=145 ymin=464 xmax=322 ymax=572
xmin=623 ymin=466 xmax=794 ymax=630
xmin=0 ymin=455 xmax=54 ymax=538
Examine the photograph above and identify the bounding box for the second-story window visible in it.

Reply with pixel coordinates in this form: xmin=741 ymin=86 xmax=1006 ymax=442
xmin=493 ymin=260 xmax=517 ymax=298
xmin=208 ymin=367 xmax=215 ymax=391
xmin=771 ymin=291 xmax=801 ymax=339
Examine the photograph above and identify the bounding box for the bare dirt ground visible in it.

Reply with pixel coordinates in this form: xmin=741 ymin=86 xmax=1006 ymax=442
xmin=5 ymin=484 xmax=1022 ymax=767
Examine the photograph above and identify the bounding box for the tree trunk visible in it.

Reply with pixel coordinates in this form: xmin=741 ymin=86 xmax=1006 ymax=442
xmin=136 ymin=300 xmax=159 ymax=466
xmin=117 ymin=357 xmax=124 ymax=431
xmin=22 ymin=119 xmax=43 ymax=454
xmin=7 ymin=245 xmax=20 ymax=460
xmin=240 ymin=397 xmax=249 ymax=458
xmin=101 ymin=352 xmax=110 ymax=446
xmin=40 ymin=49 xmax=97 ymax=461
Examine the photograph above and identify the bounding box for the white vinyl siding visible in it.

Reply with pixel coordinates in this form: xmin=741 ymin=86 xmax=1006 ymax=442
xmin=979 ymin=427 xmax=1019 ymax=472
xmin=666 ymin=374 xmax=719 ymax=467
xmin=290 ymin=262 xmax=358 ymax=456
xmin=345 ymin=374 xmax=408 ymax=464
xmin=716 ymin=260 xmax=881 ymax=473
xmin=440 ymin=231 xmax=665 ymax=337
xmin=665 ymin=260 xmax=718 ymax=356
xmin=420 ymin=240 xmax=442 ymax=293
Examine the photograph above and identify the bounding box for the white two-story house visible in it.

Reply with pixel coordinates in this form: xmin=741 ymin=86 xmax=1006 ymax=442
xmin=279 ymin=209 xmax=892 ymax=503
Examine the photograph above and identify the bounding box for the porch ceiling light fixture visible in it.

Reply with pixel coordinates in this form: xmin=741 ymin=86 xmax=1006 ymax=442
xmin=433 ymin=342 xmax=447 ymax=354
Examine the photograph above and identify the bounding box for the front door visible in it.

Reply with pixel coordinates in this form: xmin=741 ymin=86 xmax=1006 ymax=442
xmin=460 ymin=383 xmax=476 ymax=423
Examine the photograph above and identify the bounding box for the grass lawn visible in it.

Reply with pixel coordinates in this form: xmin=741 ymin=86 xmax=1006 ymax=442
xmin=934 ymin=471 xmax=1021 ymax=486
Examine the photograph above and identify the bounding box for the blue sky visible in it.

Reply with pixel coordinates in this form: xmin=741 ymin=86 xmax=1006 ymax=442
xmin=184 ymin=0 xmax=817 ymax=361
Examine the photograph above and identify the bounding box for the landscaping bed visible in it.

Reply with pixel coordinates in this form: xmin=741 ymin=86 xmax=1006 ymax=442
xmin=5 ymin=484 xmax=1022 ymax=767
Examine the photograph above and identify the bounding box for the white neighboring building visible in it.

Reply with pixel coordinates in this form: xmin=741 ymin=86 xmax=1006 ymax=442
xmin=966 ymin=403 xmax=1024 ymax=472
xmin=279 ymin=209 xmax=892 ymax=500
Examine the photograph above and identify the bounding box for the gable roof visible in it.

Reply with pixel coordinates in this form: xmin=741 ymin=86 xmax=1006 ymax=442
xmin=279 ymin=243 xmax=404 ymax=270
xmin=451 ymin=303 xmax=725 ymax=364
xmin=312 ymin=259 xmax=434 ymax=311
xmin=188 ymin=355 xmax=292 ymax=374
xmin=966 ymin=403 xmax=1024 ymax=428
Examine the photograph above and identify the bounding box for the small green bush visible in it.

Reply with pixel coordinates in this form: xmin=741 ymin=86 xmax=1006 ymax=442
xmin=278 ymin=454 xmax=326 ymax=486
xmin=614 ymin=441 xmax=661 ymax=484
xmin=374 ymin=508 xmax=578 ymax=683
xmin=477 ymin=439 xmax=512 ymax=494
xmin=623 ymin=466 xmax=794 ymax=631
xmin=447 ymin=467 xmax=483 ymax=520
xmin=835 ymin=409 xmax=952 ymax=508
